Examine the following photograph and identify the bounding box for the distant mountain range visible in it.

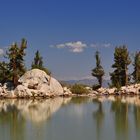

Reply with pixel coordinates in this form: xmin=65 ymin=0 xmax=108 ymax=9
xmin=61 ymin=79 xmax=110 ymax=88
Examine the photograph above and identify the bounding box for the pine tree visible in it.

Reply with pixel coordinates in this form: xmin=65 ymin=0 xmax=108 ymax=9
xmin=7 ymin=39 xmax=27 ymax=86
xmin=92 ymin=51 xmax=104 ymax=88
xmin=0 ymin=61 xmax=10 ymax=84
xmin=31 ymin=50 xmax=50 ymax=75
xmin=110 ymin=46 xmax=131 ymax=88
xmin=132 ymin=51 xmax=140 ymax=83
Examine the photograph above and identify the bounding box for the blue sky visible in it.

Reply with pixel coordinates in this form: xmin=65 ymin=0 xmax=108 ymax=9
xmin=0 ymin=0 xmax=140 ymax=80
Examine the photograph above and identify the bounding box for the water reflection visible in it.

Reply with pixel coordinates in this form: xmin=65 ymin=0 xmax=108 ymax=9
xmin=0 ymin=101 xmax=25 ymax=140
xmin=134 ymin=104 xmax=140 ymax=132
xmin=111 ymin=98 xmax=129 ymax=140
xmin=92 ymin=99 xmax=104 ymax=140
xmin=92 ymin=96 xmax=140 ymax=140
xmin=0 ymin=98 xmax=71 ymax=123
xmin=70 ymin=97 xmax=90 ymax=104
xmin=0 ymin=96 xmax=140 ymax=140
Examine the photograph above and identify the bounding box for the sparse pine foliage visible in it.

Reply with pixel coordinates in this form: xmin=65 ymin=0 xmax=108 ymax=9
xmin=132 ymin=51 xmax=140 ymax=83
xmin=92 ymin=51 xmax=104 ymax=88
xmin=110 ymin=46 xmax=131 ymax=88
xmin=0 ymin=61 xmax=10 ymax=84
xmin=32 ymin=50 xmax=43 ymax=69
xmin=31 ymin=50 xmax=51 ymax=75
xmin=6 ymin=38 xmax=27 ymax=86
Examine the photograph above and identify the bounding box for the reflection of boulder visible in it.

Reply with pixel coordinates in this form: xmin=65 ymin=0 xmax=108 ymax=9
xmin=96 ymin=96 xmax=140 ymax=106
xmin=0 ymin=97 xmax=71 ymax=123
xmin=15 ymin=69 xmax=64 ymax=97
xmin=18 ymin=98 xmax=64 ymax=123
xmin=123 ymin=96 xmax=140 ymax=106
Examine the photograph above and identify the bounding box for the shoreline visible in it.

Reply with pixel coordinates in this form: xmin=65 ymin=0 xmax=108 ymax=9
xmin=0 ymin=91 xmax=140 ymax=99
xmin=0 ymin=83 xmax=140 ymax=99
xmin=0 ymin=94 xmax=140 ymax=111
xmin=0 ymin=69 xmax=140 ymax=99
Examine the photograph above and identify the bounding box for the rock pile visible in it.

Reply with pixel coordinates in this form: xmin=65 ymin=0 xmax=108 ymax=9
xmin=120 ymin=84 xmax=140 ymax=95
xmin=94 ymin=84 xmax=140 ymax=96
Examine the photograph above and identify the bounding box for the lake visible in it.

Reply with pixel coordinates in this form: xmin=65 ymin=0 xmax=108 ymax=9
xmin=0 ymin=96 xmax=140 ymax=140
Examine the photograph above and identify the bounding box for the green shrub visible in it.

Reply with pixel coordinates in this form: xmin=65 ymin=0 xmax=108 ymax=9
xmin=70 ymin=84 xmax=89 ymax=94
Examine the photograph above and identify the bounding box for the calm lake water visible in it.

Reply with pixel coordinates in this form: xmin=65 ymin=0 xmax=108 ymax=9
xmin=0 ymin=96 xmax=140 ymax=140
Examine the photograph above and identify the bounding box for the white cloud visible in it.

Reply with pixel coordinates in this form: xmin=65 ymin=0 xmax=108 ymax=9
xmin=0 ymin=49 xmax=4 ymax=56
xmin=103 ymin=43 xmax=112 ymax=48
xmin=56 ymin=44 xmax=65 ymax=49
xmin=51 ymin=42 xmax=112 ymax=52
xmin=90 ymin=43 xmax=112 ymax=48
xmin=51 ymin=41 xmax=87 ymax=53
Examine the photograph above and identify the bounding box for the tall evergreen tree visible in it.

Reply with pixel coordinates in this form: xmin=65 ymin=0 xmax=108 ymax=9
xmin=7 ymin=39 xmax=27 ymax=86
xmin=31 ymin=50 xmax=50 ymax=75
xmin=132 ymin=51 xmax=140 ymax=83
xmin=110 ymin=46 xmax=131 ymax=88
xmin=92 ymin=51 xmax=104 ymax=88
xmin=0 ymin=61 xmax=10 ymax=84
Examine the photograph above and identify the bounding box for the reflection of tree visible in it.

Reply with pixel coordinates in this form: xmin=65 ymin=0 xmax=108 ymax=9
xmin=111 ymin=97 xmax=129 ymax=140
xmin=71 ymin=97 xmax=89 ymax=104
xmin=92 ymin=99 xmax=104 ymax=140
xmin=0 ymin=105 xmax=25 ymax=140
xmin=134 ymin=105 xmax=140 ymax=132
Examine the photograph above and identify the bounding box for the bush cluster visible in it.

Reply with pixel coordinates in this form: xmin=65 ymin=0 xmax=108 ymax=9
xmin=70 ymin=84 xmax=89 ymax=94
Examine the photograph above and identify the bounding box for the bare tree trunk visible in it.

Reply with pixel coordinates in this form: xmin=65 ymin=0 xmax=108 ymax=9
xmin=13 ymin=61 xmax=18 ymax=87
xmin=125 ymin=65 xmax=128 ymax=86
xmin=98 ymin=77 xmax=102 ymax=87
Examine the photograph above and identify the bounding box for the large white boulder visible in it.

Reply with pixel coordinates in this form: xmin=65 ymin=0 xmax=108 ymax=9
xmin=49 ymin=77 xmax=64 ymax=95
xmin=14 ymin=85 xmax=32 ymax=97
xmin=15 ymin=69 xmax=64 ymax=97
xmin=18 ymin=69 xmax=50 ymax=89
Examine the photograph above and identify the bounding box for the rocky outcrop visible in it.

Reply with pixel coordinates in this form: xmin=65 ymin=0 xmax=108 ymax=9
xmin=0 ymin=69 xmax=65 ymax=98
xmin=14 ymin=69 xmax=64 ymax=97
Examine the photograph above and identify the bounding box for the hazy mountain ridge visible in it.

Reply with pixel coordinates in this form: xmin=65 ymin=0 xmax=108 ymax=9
xmin=61 ymin=79 xmax=110 ymax=88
